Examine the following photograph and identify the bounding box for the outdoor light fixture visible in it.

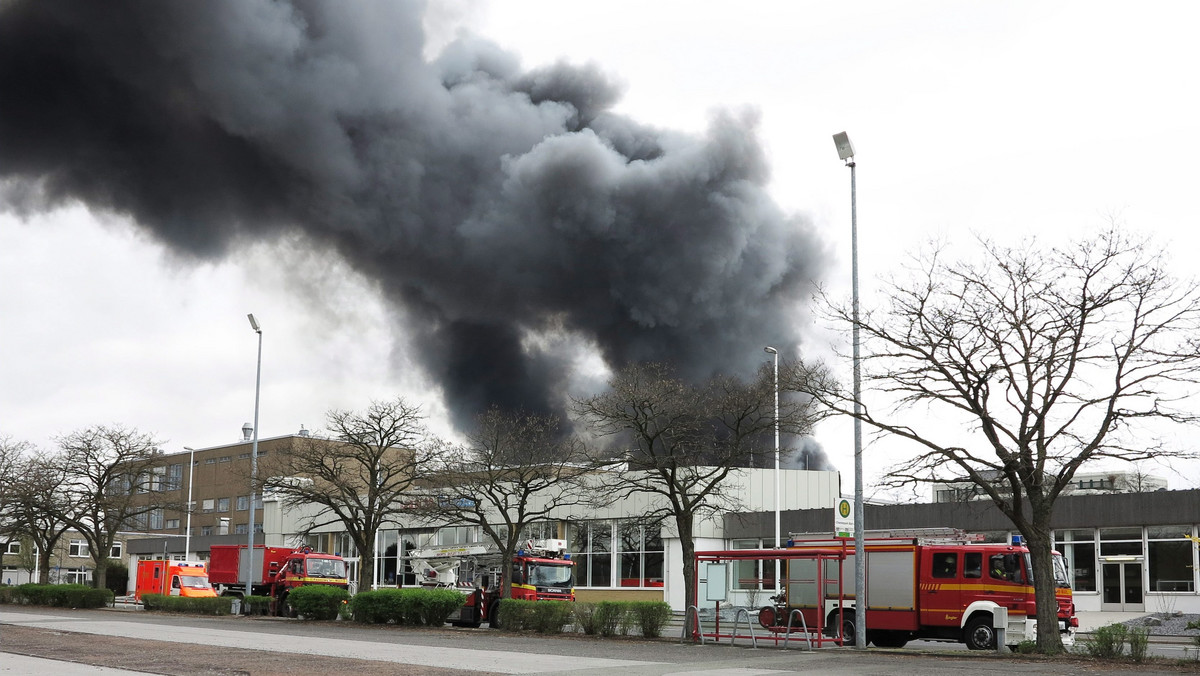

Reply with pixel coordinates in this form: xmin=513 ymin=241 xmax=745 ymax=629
xmin=245 ymin=313 xmax=263 ymax=608
xmin=833 ymin=131 xmax=855 ymax=162
xmin=183 ymin=446 xmax=196 ymax=560
xmin=833 ymin=130 xmax=865 ymax=648
xmin=764 ymin=346 xmax=781 ymax=596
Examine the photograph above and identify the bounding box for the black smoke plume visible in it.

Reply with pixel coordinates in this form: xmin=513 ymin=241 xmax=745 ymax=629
xmin=0 ymin=1 xmax=828 ymax=431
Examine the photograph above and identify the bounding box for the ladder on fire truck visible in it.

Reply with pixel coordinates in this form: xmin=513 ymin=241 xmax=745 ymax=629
xmin=790 ymin=527 xmax=986 ymax=546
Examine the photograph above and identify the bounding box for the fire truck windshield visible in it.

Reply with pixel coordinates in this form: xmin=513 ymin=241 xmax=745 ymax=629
xmin=306 ymin=558 xmax=347 ymax=579
xmin=1052 ymin=552 xmax=1071 ymax=589
xmin=527 ymin=562 xmax=572 ymax=587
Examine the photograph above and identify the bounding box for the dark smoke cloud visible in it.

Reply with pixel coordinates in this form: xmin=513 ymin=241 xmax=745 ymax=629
xmin=0 ymin=1 xmax=828 ymax=431
xmin=781 ymin=436 xmax=835 ymax=472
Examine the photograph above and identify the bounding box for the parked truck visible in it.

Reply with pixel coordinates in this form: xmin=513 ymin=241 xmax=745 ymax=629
xmin=407 ymin=538 xmax=575 ymax=628
xmin=208 ymin=544 xmax=349 ymax=615
xmin=134 ymin=560 xmax=217 ymax=601
xmin=757 ymin=530 xmax=1077 ymax=649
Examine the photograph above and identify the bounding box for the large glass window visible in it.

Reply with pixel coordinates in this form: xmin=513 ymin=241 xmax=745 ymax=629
xmin=617 ymin=522 xmax=664 ymax=588
xmin=568 ymin=521 xmax=613 ymax=588
xmin=1148 ymin=526 xmax=1195 ymax=592
xmin=1099 ymin=527 xmax=1142 ymax=557
xmin=730 ymin=538 xmax=776 ymax=591
xmin=1055 ymin=529 xmax=1097 ymax=592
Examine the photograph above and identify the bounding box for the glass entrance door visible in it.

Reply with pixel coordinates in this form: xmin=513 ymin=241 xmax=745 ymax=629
xmin=1101 ymin=561 xmax=1144 ymax=611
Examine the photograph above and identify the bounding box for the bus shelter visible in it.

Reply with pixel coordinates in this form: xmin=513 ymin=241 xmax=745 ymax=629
xmin=690 ymin=546 xmax=848 ymax=648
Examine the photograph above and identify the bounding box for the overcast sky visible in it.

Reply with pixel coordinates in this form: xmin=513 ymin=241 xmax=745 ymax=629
xmin=2 ymin=1 xmax=1198 ymax=492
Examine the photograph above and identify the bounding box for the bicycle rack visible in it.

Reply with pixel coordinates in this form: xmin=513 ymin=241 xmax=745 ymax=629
xmin=730 ymin=607 xmax=758 ymax=648
xmin=680 ymin=605 xmax=707 ymax=645
xmin=783 ymin=609 xmax=814 ymax=650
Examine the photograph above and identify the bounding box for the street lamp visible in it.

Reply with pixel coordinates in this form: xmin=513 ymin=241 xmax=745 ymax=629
xmin=246 ymin=313 xmax=263 ymax=605
xmin=764 ymin=346 xmax=780 ymax=595
xmin=833 ymin=130 xmax=866 ymax=648
xmin=183 ymin=446 xmax=196 ymax=560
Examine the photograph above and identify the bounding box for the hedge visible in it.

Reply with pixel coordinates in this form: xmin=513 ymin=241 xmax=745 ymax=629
xmin=496 ymin=599 xmax=574 ymax=633
xmin=571 ymin=601 xmax=672 ymax=638
xmin=141 ymin=593 xmax=234 ymax=615
xmin=287 ymin=584 xmax=350 ymax=621
xmin=349 ymin=588 xmax=466 ymax=626
xmin=8 ymin=584 xmax=113 ymax=608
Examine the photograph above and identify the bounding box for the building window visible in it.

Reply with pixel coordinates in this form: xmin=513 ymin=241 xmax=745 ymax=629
xmin=237 ymin=495 xmax=249 ymax=511
xmin=5 ymin=541 xmax=19 ymax=554
xmin=1148 ymin=525 xmax=1194 ymax=592
xmin=149 ymin=509 xmax=164 ymax=530
xmin=166 ymin=463 xmax=183 ymax=491
xmin=1099 ymin=527 xmax=1142 ymax=557
xmin=201 ymin=526 xmax=213 ymax=536
xmin=110 ymin=542 xmax=122 ymax=559
xmin=217 ymin=498 xmax=230 ymax=513
xmin=239 ymin=452 xmax=250 ymax=460
xmin=69 ymin=540 xmax=89 ymax=557
xmin=202 ymin=499 xmax=215 ymax=513
xmin=436 ymin=526 xmax=476 ymax=546
xmin=59 ymin=568 xmax=89 ymax=585
xmin=730 ymin=538 xmax=775 ymax=591
xmin=617 ymin=522 xmax=664 ymax=588
xmin=165 ymin=519 xmax=180 ymax=530
xmin=235 ymin=523 xmax=248 ymax=535
xmin=1055 ymin=529 xmax=1097 ymax=592
xmin=205 ymin=458 xmax=216 ymax=465
xmin=568 ymin=521 xmax=614 ymax=588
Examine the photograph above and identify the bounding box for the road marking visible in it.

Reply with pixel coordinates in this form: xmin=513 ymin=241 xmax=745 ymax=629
xmin=0 ymin=612 xmax=660 ymax=674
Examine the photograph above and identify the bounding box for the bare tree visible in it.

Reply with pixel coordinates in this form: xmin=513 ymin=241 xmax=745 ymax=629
xmin=55 ymin=425 xmax=167 ymax=589
xmin=260 ymin=397 xmax=433 ymax=584
xmin=800 ymin=229 xmax=1200 ymax=652
xmin=574 ymin=361 xmax=820 ymax=610
xmin=420 ymin=408 xmax=590 ymax=599
xmin=4 ymin=449 xmax=75 ymax=584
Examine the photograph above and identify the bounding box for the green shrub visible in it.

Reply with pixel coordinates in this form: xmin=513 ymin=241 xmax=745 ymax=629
xmin=1127 ymin=626 xmax=1149 ymax=662
xmin=573 ymin=602 xmax=600 ymax=634
xmin=1188 ymin=619 xmax=1200 ymax=631
xmin=243 ymin=595 xmax=272 ymax=615
xmin=11 ymin=584 xmax=112 ymax=608
xmin=287 ymin=585 xmax=350 ymax=621
xmin=349 ymin=588 xmax=465 ymax=626
xmin=1014 ymin=639 xmax=1038 ymax=654
xmin=141 ymin=594 xmax=233 ymax=615
xmin=594 ymin=601 xmax=628 ymax=637
xmin=1084 ymin=622 xmax=1127 ymax=658
xmin=632 ymin=602 xmax=673 ymax=638
xmin=496 ymin=599 xmax=536 ymax=631
xmin=0 ymin=587 xmax=14 ymax=604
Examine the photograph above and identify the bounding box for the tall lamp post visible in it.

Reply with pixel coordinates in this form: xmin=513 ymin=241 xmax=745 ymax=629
xmin=246 ymin=313 xmax=263 ymax=605
xmin=763 ymin=346 xmax=780 ymax=595
xmin=183 ymin=446 xmax=196 ymax=560
xmin=833 ymin=131 xmax=866 ymax=649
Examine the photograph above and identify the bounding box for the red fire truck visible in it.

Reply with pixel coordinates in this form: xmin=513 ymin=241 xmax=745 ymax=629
xmin=408 ymin=539 xmax=575 ymax=628
xmin=757 ymin=531 xmax=1077 ymax=649
xmin=208 ymin=544 xmax=349 ymax=615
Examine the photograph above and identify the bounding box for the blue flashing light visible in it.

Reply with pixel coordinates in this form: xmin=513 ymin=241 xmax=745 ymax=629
xmin=563 ymin=553 xmax=571 ymax=559
xmin=786 ymin=539 xmax=795 ymax=547
xmin=517 ymin=549 xmax=526 ymax=557
xmin=1011 ymin=535 xmax=1024 ymax=546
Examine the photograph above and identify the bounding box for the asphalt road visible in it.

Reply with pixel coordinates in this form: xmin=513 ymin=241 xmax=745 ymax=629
xmin=2 ymin=607 xmax=1198 ymax=676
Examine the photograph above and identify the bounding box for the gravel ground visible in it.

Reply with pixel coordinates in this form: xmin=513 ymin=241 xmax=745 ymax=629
xmin=1119 ymin=613 xmax=1200 ymax=637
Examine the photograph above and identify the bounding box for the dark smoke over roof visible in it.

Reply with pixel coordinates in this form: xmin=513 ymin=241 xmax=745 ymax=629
xmin=0 ymin=1 xmax=828 ymax=431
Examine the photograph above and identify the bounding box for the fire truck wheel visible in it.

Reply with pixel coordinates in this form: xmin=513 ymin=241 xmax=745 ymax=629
xmin=830 ymin=612 xmax=856 ymax=647
xmin=964 ymin=615 xmax=997 ymax=650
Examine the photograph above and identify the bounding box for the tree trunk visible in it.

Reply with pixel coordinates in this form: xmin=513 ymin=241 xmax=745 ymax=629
xmin=677 ymin=512 xmax=696 ymax=611
xmin=1024 ymin=526 xmax=1065 ymax=653
xmin=92 ymin=557 xmax=108 ymax=590
xmin=37 ymin=550 xmax=52 ymax=585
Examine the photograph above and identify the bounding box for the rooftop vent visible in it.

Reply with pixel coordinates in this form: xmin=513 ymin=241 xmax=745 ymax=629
xmin=241 ymin=422 xmax=253 ymax=441
xmin=298 ymin=425 xmax=310 ymax=438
